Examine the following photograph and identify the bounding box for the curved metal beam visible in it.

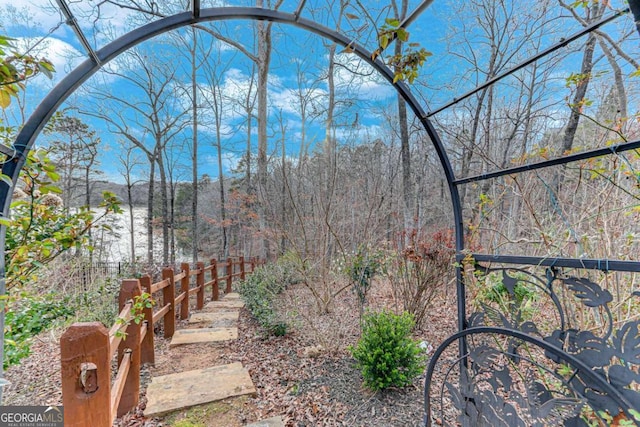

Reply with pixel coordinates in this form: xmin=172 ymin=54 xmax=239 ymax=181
xmin=0 ymin=8 xmax=465 ymax=380
xmin=2 ymin=6 xmax=463 ymax=249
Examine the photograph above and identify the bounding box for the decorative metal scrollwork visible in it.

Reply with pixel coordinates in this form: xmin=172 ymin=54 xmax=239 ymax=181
xmin=424 ymin=265 xmax=640 ymax=426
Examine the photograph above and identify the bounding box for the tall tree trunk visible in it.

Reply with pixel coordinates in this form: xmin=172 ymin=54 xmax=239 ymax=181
xmin=561 ymin=33 xmax=597 ymax=154
xmin=256 ymin=9 xmax=273 ymax=260
xmin=170 ymin=180 xmax=176 ymax=265
xmin=191 ymin=27 xmax=199 ymax=263
xmin=146 ymin=155 xmax=155 ymax=264
xmin=394 ymin=0 xmax=411 ymax=233
xmin=156 ymin=148 xmax=169 ymax=265
xmin=127 ymin=183 xmax=135 ymax=263
xmin=325 ymin=43 xmax=336 ymax=181
xmin=216 ymin=127 xmax=228 ymax=259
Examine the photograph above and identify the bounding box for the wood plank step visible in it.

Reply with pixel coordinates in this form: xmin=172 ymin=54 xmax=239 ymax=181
xmin=169 ymin=327 xmax=237 ymax=347
xmin=189 ymin=310 xmax=239 ymax=325
xmin=246 ymin=416 xmax=285 ymax=427
xmin=144 ymin=362 xmax=256 ymax=417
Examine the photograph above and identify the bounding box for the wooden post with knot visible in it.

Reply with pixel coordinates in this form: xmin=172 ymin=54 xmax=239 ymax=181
xmin=226 ymin=257 xmax=233 ymax=294
xmin=60 ymin=323 xmax=111 ymax=426
xmin=139 ymin=275 xmax=155 ymax=365
xmin=180 ymin=262 xmax=190 ymax=320
xmin=240 ymin=256 xmax=246 ymax=281
xmin=196 ymin=261 xmax=205 ymax=310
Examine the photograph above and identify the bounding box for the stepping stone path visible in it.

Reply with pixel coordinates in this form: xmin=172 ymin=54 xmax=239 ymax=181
xmin=145 ymin=292 xmax=283 ymax=425
xmin=144 ymin=362 xmax=255 ymax=416
xmin=169 ymin=293 xmax=245 ymax=347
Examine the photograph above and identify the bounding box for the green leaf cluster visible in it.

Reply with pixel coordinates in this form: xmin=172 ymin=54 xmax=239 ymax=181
xmin=350 ymin=310 xmax=425 ymax=391
xmin=475 ymin=272 xmax=539 ymax=320
xmin=4 ymin=149 xmax=122 ymax=290
xmin=0 ymin=35 xmax=54 ymax=109
xmin=343 ymin=245 xmax=385 ymax=306
xmin=372 ymin=18 xmax=432 ymax=84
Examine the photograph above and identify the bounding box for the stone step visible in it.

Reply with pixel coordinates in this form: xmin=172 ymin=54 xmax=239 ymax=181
xmin=169 ymin=327 xmax=237 ymax=347
xmin=245 ymin=416 xmax=285 ymax=427
xmin=222 ymin=292 xmax=241 ymax=300
xmin=189 ymin=310 xmax=239 ymax=325
xmin=204 ymin=299 xmax=245 ymax=310
xmin=144 ymin=362 xmax=256 ymax=417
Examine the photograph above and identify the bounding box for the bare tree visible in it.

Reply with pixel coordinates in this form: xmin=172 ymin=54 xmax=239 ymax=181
xmin=83 ymin=49 xmax=188 ymax=264
xmin=199 ymin=46 xmax=236 ymax=259
xmin=117 ymin=143 xmax=144 ymax=262
xmin=46 ymin=113 xmax=100 ymax=210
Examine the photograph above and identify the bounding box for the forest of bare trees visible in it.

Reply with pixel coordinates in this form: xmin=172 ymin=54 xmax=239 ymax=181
xmin=2 ymin=0 xmax=638 ymax=270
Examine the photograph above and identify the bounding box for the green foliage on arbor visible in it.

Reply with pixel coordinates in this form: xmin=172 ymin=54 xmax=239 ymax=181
xmin=373 ymin=18 xmax=432 ymax=84
xmin=350 ymin=310 xmax=425 ymax=391
xmin=0 ymin=34 xmax=54 ymax=109
xmin=4 ymin=149 xmax=122 ymax=290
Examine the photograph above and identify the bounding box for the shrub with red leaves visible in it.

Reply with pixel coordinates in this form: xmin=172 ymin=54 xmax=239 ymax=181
xmin=389 ymin=229 xmax=455 ymax=329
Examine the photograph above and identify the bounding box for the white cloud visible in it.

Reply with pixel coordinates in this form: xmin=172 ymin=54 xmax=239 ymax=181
xmin=15 ymin=36 xmax=83 ymax=85
xmin=334 ymin=53 xmax=395 ymax=101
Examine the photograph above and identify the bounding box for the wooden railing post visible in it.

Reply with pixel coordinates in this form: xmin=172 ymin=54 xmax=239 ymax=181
xmin=162 ymin=267 xmax=175 ymax=339
xmin=251 ymin=257 xmax=256 ymax=272
xmin=226 ymin=257 xmax=233 ymax=294
xmin=240 ymin=256 xmax=246 ymax=281
xmin=139 ymin=275 xmax=155 ymax=365
xmin=117 ymin=279 xmax=142 ymax=417
xmin=211 ymin=259 xmax=219 ymax=301
xmin=61 ymin=323 xmax=111 ymax=427
xmin=180 ymin=262 xmax=190 ymax=320
xmin=196 ymin=261 xmax=205 ymax=310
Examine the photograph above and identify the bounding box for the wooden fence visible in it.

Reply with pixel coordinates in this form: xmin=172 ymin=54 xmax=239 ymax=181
xmin=59 ymin=256 xmax=262 ymax=427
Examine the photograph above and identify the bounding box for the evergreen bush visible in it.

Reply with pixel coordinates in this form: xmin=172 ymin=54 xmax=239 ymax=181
xmin=350 ymin=310 xmax=425 ymax=391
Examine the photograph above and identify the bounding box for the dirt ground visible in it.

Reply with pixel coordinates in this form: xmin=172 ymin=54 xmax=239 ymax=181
xmin=4 ymin=279 xmax=458 ymax=426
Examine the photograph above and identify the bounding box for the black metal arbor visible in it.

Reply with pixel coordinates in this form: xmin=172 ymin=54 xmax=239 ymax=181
xmin=1 ymin=0 xmax=640 ymax=425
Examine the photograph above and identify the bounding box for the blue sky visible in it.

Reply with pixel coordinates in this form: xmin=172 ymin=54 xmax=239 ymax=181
xmin=1 ymin=0 xmax=639 ymax=184
xmin=1 ymin=0 xmax=405 ymax=183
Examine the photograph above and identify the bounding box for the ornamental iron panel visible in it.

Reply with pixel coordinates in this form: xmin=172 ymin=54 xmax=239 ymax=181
xmin=425 ymin=264 xmax=640 ymax=426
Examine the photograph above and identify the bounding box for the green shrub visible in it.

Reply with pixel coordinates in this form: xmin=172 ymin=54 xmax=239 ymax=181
xmin=350 ymin=310 xmax=425 ymax=391
xmin=238 ymin=260 xmax=292 ymax=336
xmin=4 ymin=293 xmax=74 ymax=368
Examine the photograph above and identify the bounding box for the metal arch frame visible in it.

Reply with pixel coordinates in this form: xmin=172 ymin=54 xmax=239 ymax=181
xmin=2 ymin=3 xmax=639 ymax=418
xmin=0 ymin=5 xmax=466 ymax=394
xmin=0 ymin=7 xmax=462 ymax=235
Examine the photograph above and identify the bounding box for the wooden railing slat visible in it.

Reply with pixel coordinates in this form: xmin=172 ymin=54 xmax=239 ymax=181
xmin=150 ymin=278 xmax=170 ymax=293
xmin=152 ymin=303 xmax=171 ymax=325
xmin=175 ymin=292 xmax=186 ymax=305
xmin=108 ymin=302 xmax=132 ymax=355
xmin=173 ymin=271 xmax=187 ymax=282
xmin=110 ymin=350 xmax=131 ymax=424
